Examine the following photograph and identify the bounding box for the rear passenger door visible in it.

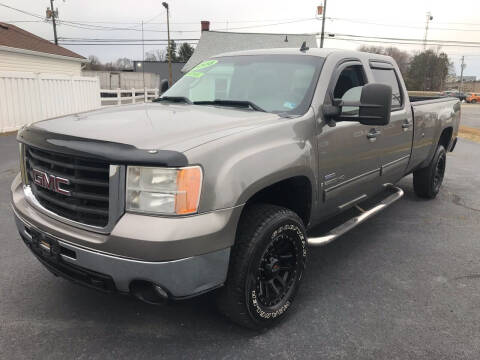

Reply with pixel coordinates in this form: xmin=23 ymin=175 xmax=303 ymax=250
xmin=369 ymin=61 xmax=413 ymax=185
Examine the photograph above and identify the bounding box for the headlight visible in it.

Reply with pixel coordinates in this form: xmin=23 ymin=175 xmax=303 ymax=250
xmin=126 ymin=166 xmax=202 ymax=215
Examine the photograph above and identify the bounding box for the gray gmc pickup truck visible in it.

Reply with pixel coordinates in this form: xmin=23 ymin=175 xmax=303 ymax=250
xmin=11 ymin=48 xmax=460 ymax=329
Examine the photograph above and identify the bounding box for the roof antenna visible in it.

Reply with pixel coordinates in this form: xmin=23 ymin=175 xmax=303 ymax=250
xmin=300 ymin=41 xmax=309 ymax=52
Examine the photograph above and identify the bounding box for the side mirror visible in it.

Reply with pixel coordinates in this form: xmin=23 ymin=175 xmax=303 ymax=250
xmin=160 ymin=79 xmax=169 ymax=93
xmin=358 ymin=83 xmax=392 ymax=126
xmin=323 ymin=83 xmax=392 ymax=126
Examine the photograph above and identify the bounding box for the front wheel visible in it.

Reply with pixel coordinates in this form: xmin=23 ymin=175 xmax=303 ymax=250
xmin=413 ymin=145 xmax=446 ymax=199
xmin=217 ymin=204 xmax=307 ymax=329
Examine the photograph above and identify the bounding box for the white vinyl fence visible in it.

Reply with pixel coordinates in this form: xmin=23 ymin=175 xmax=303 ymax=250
xmin=0 ymin=72 xmax=101 ymax=133
xmin=100 ymin=88 xmax=159 ymax=106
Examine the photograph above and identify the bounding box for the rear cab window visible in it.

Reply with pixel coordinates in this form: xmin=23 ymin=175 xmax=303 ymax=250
xmin=370 ymin=62 xmax=403 ymax=110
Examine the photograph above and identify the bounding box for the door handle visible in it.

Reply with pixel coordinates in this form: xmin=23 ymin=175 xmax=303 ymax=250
xmin=367 ymin=129 xmax=381 ymax=142
xmin=402 ymin=122 xmax=411 ymax=131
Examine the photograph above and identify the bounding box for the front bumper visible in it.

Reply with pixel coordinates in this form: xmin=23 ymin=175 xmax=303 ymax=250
xmin=14 ymin=207 xmax=230 ymax=298
xmin=11 ymin=174 xmax=243 ymax=298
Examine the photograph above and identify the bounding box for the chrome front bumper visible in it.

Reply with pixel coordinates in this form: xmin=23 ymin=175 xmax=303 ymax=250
xmin=13 ymin=207 xmax=230 ymax=298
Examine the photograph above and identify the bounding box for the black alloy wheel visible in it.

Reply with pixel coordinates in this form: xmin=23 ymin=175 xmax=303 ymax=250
xmin=217 ymin=204 xmax=307 ymax=329
xmin=254 ymin=232 xmax=300 ymax=308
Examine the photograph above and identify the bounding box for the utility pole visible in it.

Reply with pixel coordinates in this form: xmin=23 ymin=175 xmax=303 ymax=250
xmin=460 ymin=56 xmax=466 ymax=92
xmin=141 ymin=21 xmax=145 ymax=92
xmin=162 ymin=2 xmax=173 ymax=87
xmin=423 ymin=12 xmax=433 ymax=50
xmin=47 ymin=0 xmax=58 ymax=45
xmin=319 ymin=0 xmax=328 ymax=48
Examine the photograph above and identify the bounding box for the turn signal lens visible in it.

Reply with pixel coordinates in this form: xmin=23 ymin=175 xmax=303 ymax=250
xmin=175 ymin=167 xmax=202 ymax=214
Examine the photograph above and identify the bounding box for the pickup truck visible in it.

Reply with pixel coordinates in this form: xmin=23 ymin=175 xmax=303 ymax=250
xmin=11 ymin=48 xmax=460 ymax=329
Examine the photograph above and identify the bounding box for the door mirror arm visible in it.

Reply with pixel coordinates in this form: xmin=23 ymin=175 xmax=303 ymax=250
xmin=321 ymin=104 xmax=340 ymax=127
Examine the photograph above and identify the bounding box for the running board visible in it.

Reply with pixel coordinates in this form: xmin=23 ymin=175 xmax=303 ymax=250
xmin=307 ymin=185 xmax=404 ymax=246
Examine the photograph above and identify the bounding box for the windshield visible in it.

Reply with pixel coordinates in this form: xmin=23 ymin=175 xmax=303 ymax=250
xmin=162 ymin=55 xmax=324 ymax=115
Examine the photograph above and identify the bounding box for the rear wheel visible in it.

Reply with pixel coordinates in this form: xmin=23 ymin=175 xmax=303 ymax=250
xmin=217 ymin=204 xmax=307 ymax=330
xmin=413 ymin=145 xmax=446 ymax=199
xmin=471 ymin=99 xmax=477 ymax=104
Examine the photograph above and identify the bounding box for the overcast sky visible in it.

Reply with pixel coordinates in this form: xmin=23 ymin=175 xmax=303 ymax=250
xmin=2 ymin=0 xmax=480 ymax=77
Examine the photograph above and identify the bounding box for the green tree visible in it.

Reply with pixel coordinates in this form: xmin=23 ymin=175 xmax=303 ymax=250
xmin=405 ymin=50 xmax=451 ymax=91
xmin=166 ymin=40 xmax=178 ymax=62
xmin=177 ymin=42 xmax=195 ymax=62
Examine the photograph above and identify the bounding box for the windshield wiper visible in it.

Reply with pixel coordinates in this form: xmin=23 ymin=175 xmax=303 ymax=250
xmin=193 ymin=99 xmax=266 ymax=112
xmin=153 ymin=96 xmax=192 ymax=104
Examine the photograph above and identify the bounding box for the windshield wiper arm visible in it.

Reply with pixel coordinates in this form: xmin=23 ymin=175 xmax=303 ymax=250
xmin=153 ymin=96 xmax=192 ymax=104
xmin=193 ymin=99 xmax=266 ymax=112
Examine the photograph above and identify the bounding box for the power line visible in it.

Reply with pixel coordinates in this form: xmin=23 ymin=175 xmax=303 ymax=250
xmin=327 ymin=16 xmax=480 ymax=32
xmin=58 ymin=38 xmax=199 ymax=42
xmin=57 ymin=17 xmax=317 ymax=32
xmin=3 ymin=2 xmax=480 ymax=34
xmin=58 ymin=42 xmax=198 ymax=46
xmin=0 ymin=3 xmax=45 ymax=20
xmin=1 ymin=3 xmax=315 ymax=33
xmin=331 ymin=37 xmax=480 ymax=49
xmin=331 ymin=33 xmax=480 ymax=46
xmin=213 ymin=17 xmax=316 ymax=31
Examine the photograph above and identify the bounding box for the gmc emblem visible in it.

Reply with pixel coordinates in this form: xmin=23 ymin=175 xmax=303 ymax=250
xmin=32 ymin=169 xmax=71 ymax=196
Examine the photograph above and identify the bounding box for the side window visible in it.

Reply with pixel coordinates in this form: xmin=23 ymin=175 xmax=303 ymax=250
xmin=371 ymin=68 xmax=402 ymax=109
xmin=333 ymin=65 xmax=367 ymax=115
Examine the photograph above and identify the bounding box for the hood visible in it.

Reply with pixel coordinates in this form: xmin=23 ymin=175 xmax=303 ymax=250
xmin=32 ymin=103 xmax=279 ymax=152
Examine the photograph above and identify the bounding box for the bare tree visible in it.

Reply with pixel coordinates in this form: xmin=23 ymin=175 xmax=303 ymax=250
xmin=84 ymin=55 xmax=104 ymax=70
xmin=358 ymin=45 xmax=411 ymax=76
xmin=145 ymin=49 xmax=166 ymax=62
xmin=115 ymin=57 xmax=133 ymax=70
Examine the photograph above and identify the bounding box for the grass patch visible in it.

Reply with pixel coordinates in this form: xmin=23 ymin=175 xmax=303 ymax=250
xmin=458 ymin=126 xmax=480 ymax=143
xmin=0 ymin=131 xmax=17 ymax=136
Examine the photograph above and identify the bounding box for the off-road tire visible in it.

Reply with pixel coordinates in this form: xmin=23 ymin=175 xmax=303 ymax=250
xmin=413 ymin=145 xmax=447 ymax=199
xmin=217 ymin=204 xmax=307 ymax=330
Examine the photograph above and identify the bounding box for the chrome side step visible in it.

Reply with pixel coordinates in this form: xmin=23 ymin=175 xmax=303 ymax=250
xmin=308 ymin=185 xmax=404 ymax=246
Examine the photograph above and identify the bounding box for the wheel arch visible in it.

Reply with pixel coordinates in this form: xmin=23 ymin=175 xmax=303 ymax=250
xmin=238 ymin=174 xmax=314 ymax=227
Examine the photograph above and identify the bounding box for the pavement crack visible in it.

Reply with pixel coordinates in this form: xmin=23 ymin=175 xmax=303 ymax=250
xmin=454 ymin=274 xmax=480 ymax=281
xmin=451 ymin=193 xmax=480 ymax=212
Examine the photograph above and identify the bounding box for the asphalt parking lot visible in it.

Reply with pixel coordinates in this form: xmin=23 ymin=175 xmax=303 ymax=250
xmin=460 ymin=104 xmax=480 ymax=129
xmin=1 ymin=108 xmax=480 ymax=359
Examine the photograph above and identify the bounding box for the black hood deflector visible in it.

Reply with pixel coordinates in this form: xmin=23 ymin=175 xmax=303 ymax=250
xmin=18 ymin=127 xmax=188 ymax=167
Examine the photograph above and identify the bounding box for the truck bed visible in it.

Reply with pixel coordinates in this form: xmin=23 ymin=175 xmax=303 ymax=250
xmin=407 ymin=96 xmax=460 ymax=172
xmin=409 ymin=96 xmax=450 ymax=104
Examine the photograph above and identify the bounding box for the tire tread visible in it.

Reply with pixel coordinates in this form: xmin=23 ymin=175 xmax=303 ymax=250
xmin=217 ymin=203 xmax=304 ymax=329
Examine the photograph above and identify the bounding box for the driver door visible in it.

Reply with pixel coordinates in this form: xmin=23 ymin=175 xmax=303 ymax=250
xmin=317 ymin=61 xmax=383 ymax=216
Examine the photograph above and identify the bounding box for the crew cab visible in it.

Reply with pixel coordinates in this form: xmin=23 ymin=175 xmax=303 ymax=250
xmin=11 ymin=48 xmax=460 ymax=329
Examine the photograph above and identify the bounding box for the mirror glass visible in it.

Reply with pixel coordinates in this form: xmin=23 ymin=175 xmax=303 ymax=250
xmin=340 ymin=86 xmax=363 ymax=115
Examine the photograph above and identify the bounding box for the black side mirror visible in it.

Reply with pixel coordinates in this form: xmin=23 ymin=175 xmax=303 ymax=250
xmin=160 ymin=79 xmax=169 ymax=93
xmin=358 ymin=83 xmax=392 ymax=126
xmin=323 ymin=83 xmax=392 ymax=126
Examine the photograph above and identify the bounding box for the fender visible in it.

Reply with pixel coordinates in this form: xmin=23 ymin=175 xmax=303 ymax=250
xmin=185 ymin=110 xmax=318 ymax=214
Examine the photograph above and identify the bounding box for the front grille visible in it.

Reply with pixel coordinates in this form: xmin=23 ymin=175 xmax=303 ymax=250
xmin=25 ymin=145 xmax=110 ymax=227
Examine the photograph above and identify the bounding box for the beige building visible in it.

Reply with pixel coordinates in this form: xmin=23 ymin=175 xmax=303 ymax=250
xmin=0 ymin=22 xmax=85 ymax=75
